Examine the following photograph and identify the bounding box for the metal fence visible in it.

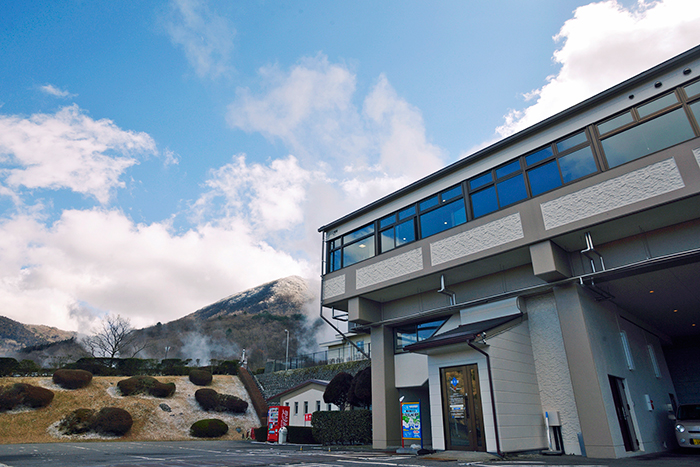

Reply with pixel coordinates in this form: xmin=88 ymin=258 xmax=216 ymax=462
xmin=265 ymin=343 xmax=371 ymax=372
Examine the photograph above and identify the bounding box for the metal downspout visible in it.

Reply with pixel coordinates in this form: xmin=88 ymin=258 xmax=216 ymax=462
xmin=468 ymin=340 xmax=503 ymax=457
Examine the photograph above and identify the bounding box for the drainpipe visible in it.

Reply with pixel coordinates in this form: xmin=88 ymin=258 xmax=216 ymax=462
xmin=468 ymin=339 xmax=503 ymax=457
xmin=318 ymin=237 xmax=371 ymax=361
xmin=437 ymin=274 xmax=456 ymax=305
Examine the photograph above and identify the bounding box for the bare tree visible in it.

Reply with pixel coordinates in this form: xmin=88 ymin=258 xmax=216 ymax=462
xmin=82 ymin=314 xmax=147 ymax=358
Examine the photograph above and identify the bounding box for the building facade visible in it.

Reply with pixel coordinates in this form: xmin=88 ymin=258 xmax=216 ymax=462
xmin=267 ymin=380 xmax=339 ymax=427
xmin=318 ymin=46 xmax=700 ymax=458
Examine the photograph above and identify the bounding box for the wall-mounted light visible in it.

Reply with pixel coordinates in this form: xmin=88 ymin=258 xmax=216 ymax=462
xmin=683 ymin=67 xmax=692 ymax=75
xmin=654 ymin=81 xmax=663 ymax=88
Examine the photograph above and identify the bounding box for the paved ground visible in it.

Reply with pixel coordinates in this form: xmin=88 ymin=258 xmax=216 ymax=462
xmin=0 ymin=441 xmax=697 ymax=467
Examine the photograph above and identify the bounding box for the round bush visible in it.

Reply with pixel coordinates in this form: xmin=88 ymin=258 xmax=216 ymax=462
xmin=190 ymin=419 xmax=228 ymax=438
xmin=23 ymin=384 xmax=54 ymax=408
xmin=59 ymin=408 xmax=96 ymax=435
xmin=92 ymin=407 xmax=133 ymax=436
xmin=117 ymin=376 xmax=175 ymax=398
xmin=189 ymin=369 xmax=212 ymax=386
xmin=218 ymin=394 xmax=248 ymax=414
xmin=53 ymin=369 xmax=93 ymax=389
xmin=195 ymin=388 xmax=219 ymax=411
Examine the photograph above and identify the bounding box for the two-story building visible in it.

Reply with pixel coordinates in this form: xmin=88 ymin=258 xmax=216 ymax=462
xmin=318 ymin=45 xmax=700 ymax=459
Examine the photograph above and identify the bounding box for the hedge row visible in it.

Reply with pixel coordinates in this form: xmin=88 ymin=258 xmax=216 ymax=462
xmin=238 ymin=367 xmax=268 ymax=425
xmin=311 ymin=410 xmax=372 ymax=445
xmin=61 ymin=358 xmax=239 ymax=377
xmin=287 ymin=426 xmax=317 ymax=444
xmin=0 ymin=358 xmax=44 ymax=377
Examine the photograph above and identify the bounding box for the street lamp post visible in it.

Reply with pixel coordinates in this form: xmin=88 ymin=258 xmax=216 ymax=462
xmin=285 ymin=329 xmax=290 ymax=371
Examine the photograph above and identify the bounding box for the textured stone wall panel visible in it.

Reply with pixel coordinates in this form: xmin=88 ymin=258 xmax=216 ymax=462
xmin=541 ymin=158 xmax=684 ymax=231
xmin=356 ymin=248 xmax=423 ymax=290
xmin=430 ymin=213 xmax=523 ymax=266
xmin=322 ymin=275 xmax=345 ymax=300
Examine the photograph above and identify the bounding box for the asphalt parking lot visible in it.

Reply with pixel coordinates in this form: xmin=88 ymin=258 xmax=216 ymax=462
xmin=0 ymin=441 xmax=698 ymax=467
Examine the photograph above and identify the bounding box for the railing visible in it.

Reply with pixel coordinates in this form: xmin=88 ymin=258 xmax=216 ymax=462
xmin=265 ymin=344 xmax=371 ymax=372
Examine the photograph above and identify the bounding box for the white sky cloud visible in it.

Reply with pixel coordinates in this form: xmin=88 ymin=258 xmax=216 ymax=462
xmin=39 ymin=84 xmax=74 ymax=98
xmin=494 ymin=0 xmax=700 ymax=139
xmin=0 ymin=105 xmax=156 ymax=204
xmin=164 ymin=0 xmax=235 ymax=79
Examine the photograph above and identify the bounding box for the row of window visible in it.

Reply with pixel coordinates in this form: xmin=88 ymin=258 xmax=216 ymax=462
xmin=287 ymin=400 xmax=332 ymax=415
xmin=327 ymin=78 xmax=700 ymax=273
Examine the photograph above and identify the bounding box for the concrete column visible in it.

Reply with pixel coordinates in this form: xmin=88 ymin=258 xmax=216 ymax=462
xmin=370 ymin=324 xmax=401 ymax=449
xmin=553 ymin=284 xmax=615 ymax=458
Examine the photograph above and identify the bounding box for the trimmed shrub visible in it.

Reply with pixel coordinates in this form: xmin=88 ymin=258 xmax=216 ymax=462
xmin=92 ymin=407 xmax=133 ymax=436
xmin=17 ymin=359 xmax=41 ymax=376
xmin=0 ymin=358 xmax=19 ymax=377
xmin=194 ymin=388 xmax=248 ymax=413
xmin=348 ymin=367 xmax=371 ymax=408
xmin=117 ymin=376 xmax=175 ymax=398
xmin=323 ymin=372 xmax=353 ymax=410
xmin=59 ymin=408 xmax=95 ymax=434
xmin=189 ymin=369 xmax=212 ymax=386
xmin=0 ymin=383 xmax=54 ymax=410
xmin=212 ymin=360 xmax=239 ymax=375
xmin=53 ymin=369 xmax=93 ymax=389
xmin=190 ymin=418 xmax=228 ymax=438
xmin=253 ymin=426 xmax=268 ymax=442
xmin=160 ymin=359 xmax=191 ymax=376
xmin=311 ymin=409 xmax=371 ymax=445
xmin=194 ymin=388 xmax=218 ymax=411
xmin=238 ymin=367 xmax=268 ymax=424
xmin=287 ymin=426 xmax=317 ymax=444
xmin=58 ymin=407 xmax=132 ymax=436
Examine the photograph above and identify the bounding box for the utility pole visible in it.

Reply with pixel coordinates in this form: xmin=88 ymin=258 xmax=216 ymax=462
xmin=285 ymin=329 xmax=290 ymax=371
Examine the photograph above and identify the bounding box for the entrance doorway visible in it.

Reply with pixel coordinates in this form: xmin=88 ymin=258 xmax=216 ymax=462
xmin=609 ymin=375 xmax=639 ymax=452
xmin=440 ymin=364 xmax=485 ymax=451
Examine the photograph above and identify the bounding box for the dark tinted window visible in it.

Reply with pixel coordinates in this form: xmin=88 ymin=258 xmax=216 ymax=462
xmin=496 ymin=175 xmax=527 ymax=207
xmin=559 ymin=146 xmax=597 ymax=183
xmin=602 ymin=108 xmax=694 ymax=168
xmin=528 ymin=160 xmax=562 ymax=196
xmin=471 ymin=185 xmax=498 ymax=218
xmin=526 ymin=147 xmax=553 ymax=166
xmin=419 ymin=199 xmax=466 ymax=237
xmin=556 ymin=131 xmax=587 ymax=152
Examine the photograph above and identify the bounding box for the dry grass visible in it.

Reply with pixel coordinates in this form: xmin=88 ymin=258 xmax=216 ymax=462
xmin=0 ymin=375 xmax=261 ymax=444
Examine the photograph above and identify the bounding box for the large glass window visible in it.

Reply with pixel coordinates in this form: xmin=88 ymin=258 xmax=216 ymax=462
xmin=395 ymin=319 xmax=447 ymax=352
xmin=525 ymin=131 xmax=598 ymax=197
xmin=380 ymin=207 xmax=417 ymax=253
xmin=468 ymin=159 xmax=527 ymax=219
xmin=602 ymin=108 xmax=695 ymax=168
xmin=419 ymin=186 xmax=466 ymax=237
xmin=327 ymin=224 xmax=375 ymax=272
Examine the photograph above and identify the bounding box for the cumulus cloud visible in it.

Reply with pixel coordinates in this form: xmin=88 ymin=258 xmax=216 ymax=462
xmin=494 ymin=0 xmax=700 ymax=139
xmin=0 ymin=105 xmax=156 ymax=204
xmin=0 ymin=208 xmax=313 ymax=331
xmin=39 ymin=84 xmax=74 ymax=98
xmin=164 ymin=0 xmax=235 ymax=79
xmin=228 ymin=54 xmax=446 ymax=211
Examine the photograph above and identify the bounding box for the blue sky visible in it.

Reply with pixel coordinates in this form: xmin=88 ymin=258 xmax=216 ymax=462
xmin=1 ymin=0 xmax=699 ymax=335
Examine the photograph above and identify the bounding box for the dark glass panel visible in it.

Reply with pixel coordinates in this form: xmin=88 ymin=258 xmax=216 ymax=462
xmin=637 ymin=93 xmax=678 ymax=118
xmin=343 ymin=224 xmax=374 ymax=244
xmin=556 ymin=131 xmax=587 ymax=152
xmin=690 ymin=100 xmax=700 ymax=125
xmin=684 ymin=81 xmax=700 ymax=99
xmin=329 ymin=239 xmax=337 ymax=250
xmin=380 ymin=214 xmax=395 ymax=229
xmin=495 ymin=160 xmax=520 ymax=178
xmin=419 ymin=199 xmax=466 ymax=237
xmin=380 ymin=228 xmax=395 ymax=253
xmin=395 ymin=219 xmax=416 ymax=246
xmin=398 ymin=206 xmax=416 ymax=220
xmin=597 ymin=112 xmax=634 ymax=135
xmin=471 ymin=186 xmax=498 ymax=218
xmin=329 ymin=250 xmax=341 ymax=272
xmin=528 ymin=160 xmax=562 ymax=196
xmin=496 ymin=174 xmax=527 ymax=207
xmin=602 ymin=108 xmax=694 ymax=168
xmin=469 ymin=172 xmax=493 ymax=190
xmin=417 ymin=320 xmax=445 ymax=341
xmin=343 ymin=236 xmax=374 ymax=266
xmin=419 ymin=195 xmax=439 ymax=211
xmin=559 ymin=146 xmax=597 ymax=183
xmin=395 ymin=325 xmax=417 ymax=351
xmin=525 ymin=146 xmax=554 ymax=166
xmin=442 ymin=185 xmax=463 ymax=201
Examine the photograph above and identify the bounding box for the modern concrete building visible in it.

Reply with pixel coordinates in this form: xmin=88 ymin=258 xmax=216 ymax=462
xmin=318 ymin=46 xmax=700 ymax=458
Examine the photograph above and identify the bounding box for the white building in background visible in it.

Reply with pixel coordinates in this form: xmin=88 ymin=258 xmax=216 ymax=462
xmin=267 ymin=379 xmax=339 ymax=427
xmin=318 ymin=46 xmax=700 ymax=458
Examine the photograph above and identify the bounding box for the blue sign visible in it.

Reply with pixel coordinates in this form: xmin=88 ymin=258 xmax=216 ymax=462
xmin=401 ymin=402 xmax=422 ymax=441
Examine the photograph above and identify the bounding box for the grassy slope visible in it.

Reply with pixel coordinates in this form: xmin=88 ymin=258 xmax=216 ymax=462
xmin=0 ymin=376 xmax=260 ymax=444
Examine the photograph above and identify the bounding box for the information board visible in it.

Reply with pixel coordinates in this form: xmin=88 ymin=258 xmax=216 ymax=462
xmin=401 ymin=401 xmax=422 ymax=447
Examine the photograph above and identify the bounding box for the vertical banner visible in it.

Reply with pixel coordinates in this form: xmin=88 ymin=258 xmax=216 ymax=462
xmin=401 ymin=401 xmax=422 ymax=448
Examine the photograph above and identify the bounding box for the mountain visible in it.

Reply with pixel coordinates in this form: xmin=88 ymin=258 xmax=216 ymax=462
xmin=133 ymin=276 xmax=321 ymax=370
xmin=0 ymin=315 xmax=76 ymax=355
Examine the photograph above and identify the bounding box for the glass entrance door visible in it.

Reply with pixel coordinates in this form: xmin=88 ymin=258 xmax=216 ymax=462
xmin=440 ymin=364 xmax=485 ymax=451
